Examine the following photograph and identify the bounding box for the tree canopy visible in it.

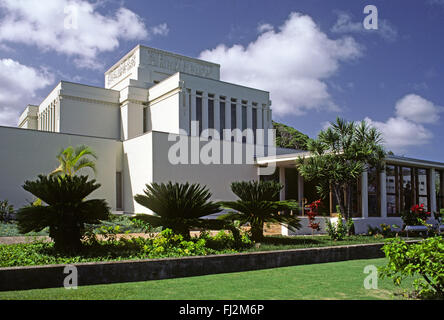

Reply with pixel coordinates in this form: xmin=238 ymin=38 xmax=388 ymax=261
xmin=273 ymin=121 xmax=312 ymax=151
xmin=296 ymin=117 xmax=386 ymax=221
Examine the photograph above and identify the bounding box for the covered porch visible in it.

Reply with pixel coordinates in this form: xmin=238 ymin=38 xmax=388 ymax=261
xmin=256 ymin=152 xmax=444 ymax=235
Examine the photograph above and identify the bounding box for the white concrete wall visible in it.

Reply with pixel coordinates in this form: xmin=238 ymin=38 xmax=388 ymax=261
xmin=122 ymin=132 xmax=153 ymax=213
xmin=148 ymin=94 xmax=180 ymax=135
xmin=59 ymin=82 xmax=121 ymax=139
xmin=151 ymin=131 xmax=258 ymax=203
xmin=0 ymin=126 xmax=122 ymax=211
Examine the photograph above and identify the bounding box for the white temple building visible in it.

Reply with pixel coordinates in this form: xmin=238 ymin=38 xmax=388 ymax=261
xmin=1 ymin=45 xmax=443 ymax=234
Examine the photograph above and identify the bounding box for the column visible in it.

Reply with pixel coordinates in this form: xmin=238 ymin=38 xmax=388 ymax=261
xmin=268 ymin=108 xmax=273 ymax=129
xmin=235 ymin=100 xmax=242 ymax=143
xmin=120 ymin=101 xmax=144 ymax=140
xmin=224 ymin=97 xmax=231 ymax=141
xmin=202 ymin=92 xmax=208 ymax=138
xmin=361 ymin=169 xmax=369 ymax=218
xmin=279 ymin=167 xmax=286 ymax=201
xmin=280 ymin=167 xmax=288 ymax=235
xmin=298 ymin=172 xmax=304 ymax=215
xmin=182 ymin=89 xmax=190 ymax=135
xmin=214 ymin=97 xmax=220 ymax=140
xmin=380 ymin=169 xmax=387 ymax=218
xmin=44 ymin=109 xmax=47 ymax=131
xmin=246 ymin=103 xmax=253 ymax=144
xmin=190 ymin=90 xmax=197 ymax=137
xmin=430 ymin=168 xmax=437 ymax=214
xmin=51 ymin=104 xmax=54 ymax=131
xmin=263 ymin=107 xmax=268 ymax=146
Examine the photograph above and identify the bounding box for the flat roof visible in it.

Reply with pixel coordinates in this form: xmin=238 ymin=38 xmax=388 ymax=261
xmin=104 ymin=44 xmax=221 ymax=76
xmin=256 ymin=151 xmax=444 ymax=169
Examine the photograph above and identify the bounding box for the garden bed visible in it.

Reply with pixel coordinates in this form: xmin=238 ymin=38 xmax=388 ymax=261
xmin=0 ymin=233 xmax=419 ymax=268
xmin=1 ymin=240 xmax=422 ymax=292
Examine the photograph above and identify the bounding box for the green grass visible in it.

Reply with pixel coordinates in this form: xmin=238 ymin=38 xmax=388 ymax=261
xmin=243 ymin=235 xmax=397 ymax=252
xmin=0 ymin=258 xmax=416 ymax=300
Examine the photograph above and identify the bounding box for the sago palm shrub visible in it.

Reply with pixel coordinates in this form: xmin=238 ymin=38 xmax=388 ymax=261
xmin=134 ymin=182 xmax=226 ymax=239
xmin=220 ymin=180 xmax=301 ymax=242
xmin=16 ymin=175 xmax=110 ymax=252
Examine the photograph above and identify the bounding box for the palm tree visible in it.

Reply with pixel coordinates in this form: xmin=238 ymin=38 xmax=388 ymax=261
xmin=220 ymin=180 xmax=301 ymax=242
xmin=297 ymin=117 xmax=385 ymax=222
xmin=50 ymin=145 xmax=97 ymax=177
xmin=16 ymin=175 xmax=110 ymax=252
xmin=134 ymin=182 xmax=224 ymax=239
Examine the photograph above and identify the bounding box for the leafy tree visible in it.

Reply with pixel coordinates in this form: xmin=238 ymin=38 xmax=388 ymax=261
xmin=297 ymin=117 xmax=385 ymax=221
xmin=380 ymin=237 xmax=444 ymax=299
xmin=134 ymin=182 xmax=235 ymax=240
xmin=220 ymin=180 xmax=301 ymax=242
xmin=16 ymin=175 xmax=110 ymax=252
xmin=273 ymin=121 xmax=312 ymax=150
xmin=50 ymin=145 xmax=97 ymax=177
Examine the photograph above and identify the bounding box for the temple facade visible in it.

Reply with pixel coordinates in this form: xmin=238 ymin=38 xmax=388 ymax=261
xmin=1 ymin=45 xmax=442 ymax=235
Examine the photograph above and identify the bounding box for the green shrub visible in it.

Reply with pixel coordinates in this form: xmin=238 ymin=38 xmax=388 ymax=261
xmin=220 ymin=180 xmax=300 ymax=242
xmin=325 ymin=213 xmax=348 ymax=240
xmin=0 ymin=200 xmax=14 ymax=223
xmin=199 ymin=230 xmax=252 ymax=250
xmin=134 ymin=182 xmax=222 ymax=239
xmin=16 ymin=175 xmax=110 ymax=252
xmin=379 ymin=236 xmax=444 ymax=299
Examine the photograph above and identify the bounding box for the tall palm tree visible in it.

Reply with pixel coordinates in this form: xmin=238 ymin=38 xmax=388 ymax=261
xmin=297 ymin=117 xmax=385 ymax=221
xmin=50 ymin=145 xmax=97 ymax=177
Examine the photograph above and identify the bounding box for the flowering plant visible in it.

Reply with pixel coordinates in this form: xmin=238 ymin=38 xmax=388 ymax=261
xmin=401 ymin=204 xmax=431 ymax=226
xmin=307 ymin=199 xmax=321 ymax=233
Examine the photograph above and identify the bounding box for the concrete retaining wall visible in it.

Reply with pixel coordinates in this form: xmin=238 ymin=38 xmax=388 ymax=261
xmin=0 ymin=242 xmax=402 ymax=292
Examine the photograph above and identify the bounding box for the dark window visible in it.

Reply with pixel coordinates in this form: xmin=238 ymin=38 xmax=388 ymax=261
xmin=242 ymin=105 xmax=247 ymax=143
xmin=196 ymin=96 xmax=202 ymax=135
xmin=231 ymin=102 xmax=237 ymax=141
xmin=368 ymin=166 xmax=380 ymax=217
xmin=116 ymin=172 xmax=123 ymax=210
xmin=143 ymin=107 xmax=148 ymax=133
xmin=252 ymin=108 xmax=257 ymax=144
xmin=437 ymin=170 xmax=444 ymax=212
xmin=220 ymin=101 xmax=225 ymax=134
xmin=401 ymin=167 xmax=413 ymax=212
xmin=386 ymin=165 xmax=398 ymax=216
xmin=208 ymin=98 xmax=214 ymax=130
xmin=417 ymin=168 xmax=429 ymax=211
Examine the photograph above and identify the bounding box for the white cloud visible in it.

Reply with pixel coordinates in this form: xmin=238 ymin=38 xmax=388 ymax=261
xmin=331 ymin=12 xmax=398 ymax=42
xmin=0 ymin=58 xmax=54 ymax=126
xmin=150 ymin=23 xmax=169 ymax=36
xmin=365 ymin=94 xmax=442 ymax=153
xmin=199 ymin=12 xmax=362 ymax=116
xmin=257 ymin=23 xmax=274 ymax=34
xmin=395 ymin=94 xmax=442 ymax=124
xmin=365 ymin=116 xmax=433 ymax=153
xmin=0 ymin=0 xmax=168 ymax=69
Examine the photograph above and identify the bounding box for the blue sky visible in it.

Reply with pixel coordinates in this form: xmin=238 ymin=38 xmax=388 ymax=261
xmin=0 ymin=0 xmax=443 ymax=161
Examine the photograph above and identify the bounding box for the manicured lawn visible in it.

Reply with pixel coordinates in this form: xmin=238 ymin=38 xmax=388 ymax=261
xmin=0 ymin=258 xmax=415 ymax=300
